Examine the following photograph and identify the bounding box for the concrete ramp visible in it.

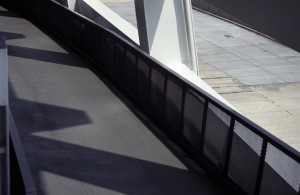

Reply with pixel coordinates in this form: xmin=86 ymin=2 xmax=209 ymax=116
xmin=1 ymin=6 xmax=230 ymax=195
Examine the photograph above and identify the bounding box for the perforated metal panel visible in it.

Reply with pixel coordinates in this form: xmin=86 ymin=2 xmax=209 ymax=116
xmin=182 ymin=91 xmax=205 ymax=150
xmin=260 ymin=144 xmax=300 ymax=195
xmin=228 ymin=121 xmax=263 ymax=195
xmin=150 ymin=68 xmax=165 ymax=115
xmin=234 ymin=122 xmax=263 ymax=155
xmin=113 ymin=42 xmax=125 ymax=80
xmin=165 ymin=78 xmax=183 ymax=132
xmin=204 ymin=103 xmax=231 ymax=166
xmin=99 ymin=33 xmax=111 ymax=70
xmin=125 ymin=50 xmax=137 ymax=91
xmin=137 ymin=59 xmax=150 ymax=102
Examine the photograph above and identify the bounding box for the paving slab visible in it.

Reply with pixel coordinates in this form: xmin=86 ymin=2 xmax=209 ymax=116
xmin=261 ymin=65 xmax=300 ymax=74
xmin=223 ymin=67 xmax=268 ymax=77
xmin=235 ymin=74 xmax=285 ymax=85
xmin=276 ymin=72 xmax=300 ymax=82
xmin=221 ymin=92 xmax=268 ymax=103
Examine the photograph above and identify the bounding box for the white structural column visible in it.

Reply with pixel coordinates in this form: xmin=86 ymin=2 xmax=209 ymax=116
xmin=67 ymin=0 xmax=76 ymax=11
xmin=135 ymin=0 xmax=199 ymax=74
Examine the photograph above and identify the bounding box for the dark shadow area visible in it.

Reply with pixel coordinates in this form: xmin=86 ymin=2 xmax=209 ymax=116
xmin=0 ymin=31 xmax=25 ymax=40
xmin=27 ymin=136 xmax=225 ymax=195
xmin=7 ymin=45 xmax=86 ymax=68
xmin=9 ymin=85 xmax=92 ymax=133
xmin=8 ymin=83 xmax=230 ymax=195
xmin=0 ymin=10 xmax=22 ymax=18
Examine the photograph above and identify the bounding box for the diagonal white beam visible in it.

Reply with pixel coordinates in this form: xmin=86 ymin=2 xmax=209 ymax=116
xmin=135 ymin=0 xmax=199 ymax=74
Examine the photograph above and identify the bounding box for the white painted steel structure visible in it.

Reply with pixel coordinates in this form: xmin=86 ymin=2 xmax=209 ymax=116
xmin=66 ymin=0 xmax=199 ymax=74
xmin=135 ymin=0 xmax=198 ymax=74
xmin=65 ymin=0 xmax=237 ymax=111
xmin=67 ymin=0 xmax=139 ymax=44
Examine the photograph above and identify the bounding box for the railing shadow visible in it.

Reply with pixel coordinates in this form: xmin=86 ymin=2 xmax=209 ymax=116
xmin=0 ymin=31 xmax=25 ymax=40
xmin=9 ymin=84 xmax=230 ymax=195
xmin=8 ymin=45 xmax=86 ymax=68
xmin=27 ymin=136 xmax=225 ymax=195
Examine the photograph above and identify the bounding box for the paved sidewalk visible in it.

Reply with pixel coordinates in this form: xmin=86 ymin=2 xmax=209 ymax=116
xmin=0 ymin=5 xmax=229 ymax=195
xmin=103 ymin=1 xmax=300 ymax=151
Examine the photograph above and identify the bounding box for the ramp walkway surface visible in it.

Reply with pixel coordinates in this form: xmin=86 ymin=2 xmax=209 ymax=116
xmin=0 ymin=5 xmax=231 ymax=195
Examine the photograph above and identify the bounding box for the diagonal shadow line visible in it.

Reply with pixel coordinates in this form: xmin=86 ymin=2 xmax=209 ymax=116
xmin=0 ymin=10 xmax=22 ymax=18
xmin=7 ymin=45 xmax=86 ymax=68
xmin=0 ymin=31 xmax=25 ymax=40
xmin=25 ymin=135 xmax=226 ymax=195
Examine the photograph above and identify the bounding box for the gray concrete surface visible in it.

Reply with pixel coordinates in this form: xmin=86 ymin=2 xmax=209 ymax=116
xmin=0 ymin=5 xmax=230 ymax=195
xmin=103 ymin=2 xmax=300 ymax=151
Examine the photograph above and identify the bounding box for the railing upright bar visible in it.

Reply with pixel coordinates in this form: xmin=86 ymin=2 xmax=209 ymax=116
xmin=223 ymin=118 xmax=235 ymax=174
xmin=199 ymin=100 xmax=208 ymax=154
xmin=180 ymin=87 xmax=187 ymax=132
xmin=146 ymin=64 xmax=152 ymax=104
xmin=0 ymin=36 xmax=9 ymax=195
xmin=162 ymin=74 xmax=168 ymax=117
xmin=254 ymin=140 xmax=268 ymax=195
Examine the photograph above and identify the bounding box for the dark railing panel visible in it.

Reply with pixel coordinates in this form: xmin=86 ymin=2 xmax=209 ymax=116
xmin=136 ymin=58 xmax=150 ymax=103
xmin=149 ymin=67 xmax=165 ymax=116
xmin=228 ymin=122 xmax=263 ymax=194
xmin=260 ymin=143 xmax=300 ymax=195
xmin=165 ymin=78 xmax=183 ymax=132
xmin=88 ymin=26 xmax=98 ymax=61
xmin=3 ymin=0 xmax=300 ymax=194
xmin=113 ymin=42 xmax=126 ymax=80
xmin=203 ymin=103 xmax=231 ymax=168
xmin=125 ymin=49 xmax=137 ymax=92
xmin=99 ymin=32 xmax=111 ymax=72
xmin=182 ymin=90 xmax=205 ymax=150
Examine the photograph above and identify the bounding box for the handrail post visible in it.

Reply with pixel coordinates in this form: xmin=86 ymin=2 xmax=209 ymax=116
xmin=254 ymin=140 xmax=268 ymax=195
xmin=0 ymin=37 xmax=9 ymax=195
xmin=199 ymin=100 xmax=208 ymax=154
xmin=223 ymin=118 xmax=235 ymax=173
